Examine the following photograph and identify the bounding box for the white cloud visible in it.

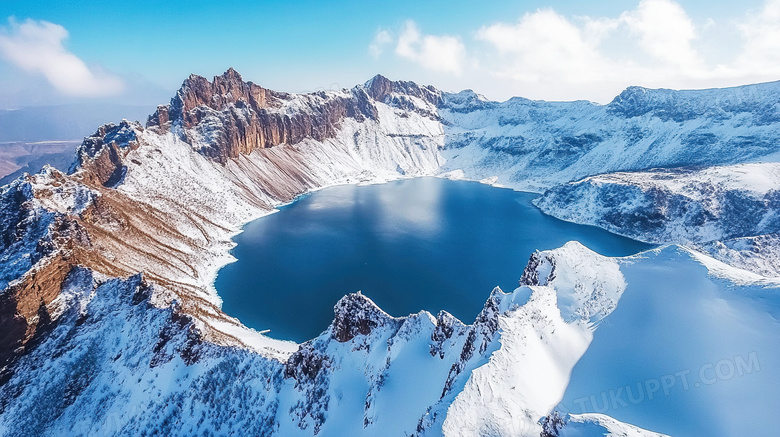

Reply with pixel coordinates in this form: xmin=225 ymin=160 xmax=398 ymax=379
xmin=474 ymin=0 xmax=710 ymax=92
xmin=0 ymin=18 xmax=123 ymax=97
xmin=737 ymin=0 xmax=780 ymax=73
xmin=369 ymin=29 xmax=393 ymax=59
xmin=620 ymin=0 xmax=703 ymax=70
xmin=471 ymin=0 xmax=780 ymax=102
xmin=394 ymin=21 xmax=466 ymax=75
xmin=475 ymin=9 xmax=612 ymax=83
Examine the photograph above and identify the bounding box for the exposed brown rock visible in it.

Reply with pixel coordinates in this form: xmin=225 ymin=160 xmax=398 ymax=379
xmin=145 ymin=69 xmax=437 ymax=164
xmin=0 ymin=255 xmax=77 ymax=371
xmin=72 ymin=120 xmax=141 ymax=187
xmin=365 ymin=74 xmax=443 ymax=107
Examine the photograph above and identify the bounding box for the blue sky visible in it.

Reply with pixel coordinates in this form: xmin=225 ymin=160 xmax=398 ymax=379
xmin=1 ymin=0 xmax=778 ymax=108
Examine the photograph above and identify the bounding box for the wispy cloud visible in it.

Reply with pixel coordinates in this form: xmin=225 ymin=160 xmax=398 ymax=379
xmin=736 ymin=0 xmax=780 ymax=74
xmin=475 ymin=8 xmax=612 ymax=84
xmin=0 ymin=18 xmax=123 ymax=97
xmin=473 ymin=0 xmax=718 ymax=100
xmin=383 ymin=21 xmax=466 ymax=75
xmin=369 ymin=29 xmax=393 ymax=59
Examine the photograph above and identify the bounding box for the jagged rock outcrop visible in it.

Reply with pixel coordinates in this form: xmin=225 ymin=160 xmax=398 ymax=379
xmin=519 ymin=251 xmax=557 ymax=286
xmin=365 ymin=74 xmax=443 ymax=115
xmin=0 ymin=172 xmax=96 ymax=376
xmin=70 ymin=120 xmax=141 ymax=188
xmin=439 ymin=288 xmax=504 ymax=399
xmin=430 ymin=311 xmax=466 ymax=359
xmin=330 ymin=292 xmax=400 ymax=342
xmin=146 ymin=69 xmax=404 ymax=163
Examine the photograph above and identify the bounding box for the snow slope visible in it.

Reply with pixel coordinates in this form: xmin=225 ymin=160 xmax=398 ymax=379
xmin=557 ymin=246 xmax=780 ymax=437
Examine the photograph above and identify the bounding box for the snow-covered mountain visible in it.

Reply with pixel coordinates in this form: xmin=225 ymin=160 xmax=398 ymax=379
xmin=535 ymin=163 xmax=780 ymax=276
xmin=438 ymin=81 xmax=780 ymax=191
xmin=1 ymin=69 xmax=779 ymax=436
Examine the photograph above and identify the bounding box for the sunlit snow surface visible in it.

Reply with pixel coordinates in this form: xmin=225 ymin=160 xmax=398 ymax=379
xmin=441 ymin=244 xmax=780 ymax=437
xmin=559 ymin=246 xmax=780 ymax=437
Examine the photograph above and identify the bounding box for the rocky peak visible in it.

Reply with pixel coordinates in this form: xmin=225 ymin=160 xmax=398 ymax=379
xmin=363 ymin=74 xmax=443 ymax=107
xmin=146 ymin=68 xmax=390 ymax=164
xmin=430 ymin=310 xmax=467 ymax=359
xmin=143 ymin=69 xmax=447 ymax=166
xmin=71 ymin=120 xmax=139 ymax=165
xmin=69 ymin=120 xmax=142 ymax=188
xmin=364 ymin=74 xmax=394 ymax=102
xmin=519 ymin=251 xmax=557 ymax=286
xmin=330 ymin=292 xmax=399 ymax=342
xmin=606 ymin=86 xmax=655 ymax=118
xmin=148 ymin=68 xmax=281 ymax=131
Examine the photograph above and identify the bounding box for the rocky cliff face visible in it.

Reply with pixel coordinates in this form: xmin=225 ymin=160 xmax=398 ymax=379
xmin=145 ymin=69 xmax=441 ymax=164
xmin=70 ymin=120 xmax=140 ymax=187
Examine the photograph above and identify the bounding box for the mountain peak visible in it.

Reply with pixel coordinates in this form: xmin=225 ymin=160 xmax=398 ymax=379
xmin=147 ymin=68 xmax=277 ymax=133
xmin=331 ymin=292 xmax=398 ymax=342
xmin=365 ymin=73 xmax=389 ymax=86
xmin=364 ymin=74 xmax=394 ymax=102
xmin=219 ymin=67 xmax=242 ymax=82
xmin=362 ymin=74 xmax=443 ymax=107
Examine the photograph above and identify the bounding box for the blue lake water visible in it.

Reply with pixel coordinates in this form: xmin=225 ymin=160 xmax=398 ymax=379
xmin=215 ymin=178 xmax=654 ymax=342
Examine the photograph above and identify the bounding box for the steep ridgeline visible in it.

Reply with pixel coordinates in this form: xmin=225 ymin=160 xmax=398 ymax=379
xmin=1 ymin=69 xmax=780 ymax=436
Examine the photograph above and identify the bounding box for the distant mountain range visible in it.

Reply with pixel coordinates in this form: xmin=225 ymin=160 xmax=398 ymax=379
xmin=0 ymin=104 xmax=155 ymax=142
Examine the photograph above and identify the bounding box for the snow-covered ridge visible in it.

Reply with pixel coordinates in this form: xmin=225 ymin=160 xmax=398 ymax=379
xmin=438 ymin=81 xmax=780 ymax=191
xmin=536 ymin=163 xmax=780 ymax=244
xmin=536 ymin=163 xmax=780 ymax=276
xmin=607 ymin=81 xmax=780 ymax=122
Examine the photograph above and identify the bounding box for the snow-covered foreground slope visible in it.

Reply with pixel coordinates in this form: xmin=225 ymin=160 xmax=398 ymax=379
xmin=0 ymin=242 xmax=610 ymax=436
xmin=3 ymin=70 xmax=780 ymax=436
xmin=557 ymin=246 xmax=780 ymax=437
